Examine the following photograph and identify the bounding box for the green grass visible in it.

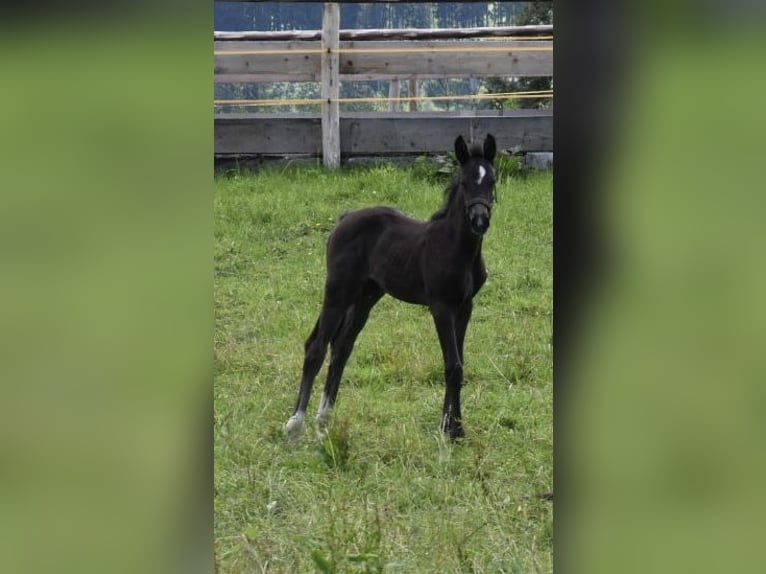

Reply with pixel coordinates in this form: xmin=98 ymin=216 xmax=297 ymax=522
xmin=214 ymin=163 xmax=552 ymax=573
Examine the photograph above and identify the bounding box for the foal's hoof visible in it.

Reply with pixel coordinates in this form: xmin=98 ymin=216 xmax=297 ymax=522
xmin=441 ymin=421 xmax=466 ymax=441
xmin=315 ymin=416 xmax=331 ymax=440
xmin=449 ymin=426 xmax=466 ymax=442
xmin=284 ymin=415 xmax=305 ymax=438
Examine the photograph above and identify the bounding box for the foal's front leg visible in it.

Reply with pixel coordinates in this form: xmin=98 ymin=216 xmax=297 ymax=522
xmin=430 ymin=303 xmax=465 ymax=440
xmin=455 ymin=299 xmax=473 ymax=368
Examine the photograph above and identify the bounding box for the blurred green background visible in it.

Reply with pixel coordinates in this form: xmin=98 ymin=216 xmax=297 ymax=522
xmin=562 ymin=8 xmax=766 ymax=574
xmin=0 ymin=8 xmax=211 ymax=574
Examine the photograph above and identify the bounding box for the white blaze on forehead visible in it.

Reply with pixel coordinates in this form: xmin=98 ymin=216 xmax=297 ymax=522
xmin=476 ymin=165 xmax=486 ymax=185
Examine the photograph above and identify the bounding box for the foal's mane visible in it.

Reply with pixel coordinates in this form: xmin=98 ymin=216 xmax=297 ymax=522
xmin=429 ymin=142 xmax=485 ymax=221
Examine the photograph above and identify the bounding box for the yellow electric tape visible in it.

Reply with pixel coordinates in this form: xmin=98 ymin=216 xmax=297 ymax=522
xmin=215 ymin=42 xmax=552 ymax=57
xmin=214 ymin=90 xmax=553 ymax=108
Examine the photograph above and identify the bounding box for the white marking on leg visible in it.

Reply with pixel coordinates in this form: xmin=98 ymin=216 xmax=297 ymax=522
xmin=441 ymin=407 xmax=451 ymax=433
xmin=476 ymin=165 xmax=486 ymax=185
xmin=316 ymin=393 xmax=333 ymax=422
xmin=316 ymin=393 xmax=333 ymax=438
xmin=284 ymin=410 xmax=305 ymax=437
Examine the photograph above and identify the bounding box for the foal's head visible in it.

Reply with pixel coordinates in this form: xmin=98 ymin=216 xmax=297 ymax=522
xmin=454 ymin=134 xmax=497 ymax=236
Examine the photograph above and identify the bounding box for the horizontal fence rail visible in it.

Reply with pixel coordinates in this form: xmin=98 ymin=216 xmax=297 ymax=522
xmin=214 ymin=24 xmax=553 ymax=42
xmin=214 ymin=39 xmax=552 ymax=83
xmin=215 ymin=1 xmax=544 ymax=3
xmin=215 ymin=110 xmax=553 ymax=156
xmin=215 ymin=0 xmax=542 ymax=3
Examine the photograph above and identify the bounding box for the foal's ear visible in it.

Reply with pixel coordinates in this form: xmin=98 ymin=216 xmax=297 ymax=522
xmin=454 ymin=135 xmax=470 ymax=165
xmin=483 ymin=134 xmax=497 ymax=164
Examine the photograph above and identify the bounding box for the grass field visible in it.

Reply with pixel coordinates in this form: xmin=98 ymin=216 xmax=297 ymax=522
xmin=214 ymin=163 xmax=552 ymax=573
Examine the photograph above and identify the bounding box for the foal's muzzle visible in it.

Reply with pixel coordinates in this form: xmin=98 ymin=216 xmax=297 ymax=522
xmin=466 ymin=199 xmax=492 ymax=236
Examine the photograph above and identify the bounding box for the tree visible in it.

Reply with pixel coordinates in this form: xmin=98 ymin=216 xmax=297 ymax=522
xmin=484 ymin=2 xmax=553 ymax=110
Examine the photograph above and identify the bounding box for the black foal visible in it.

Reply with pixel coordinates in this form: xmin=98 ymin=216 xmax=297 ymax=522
xmin=285 ymin=134 xmax=497 ymax=440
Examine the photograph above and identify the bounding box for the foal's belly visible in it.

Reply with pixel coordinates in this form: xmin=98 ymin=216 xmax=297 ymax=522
xmin=369 ymin=255 xmax=428 ymax=305
xmin=382 ymin=280 xmax=429 ymax=306
xmin=368 ymin=229 xmax=429 ymax=305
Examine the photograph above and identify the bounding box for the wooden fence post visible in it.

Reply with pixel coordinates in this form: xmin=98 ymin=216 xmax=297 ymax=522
xmin=388 ymin=78 xmax=401 ymax=112
xmin=321 ymin=3 xmax=340 ymax=168
xmin=408 ymin=78 xmax=419 ymax=111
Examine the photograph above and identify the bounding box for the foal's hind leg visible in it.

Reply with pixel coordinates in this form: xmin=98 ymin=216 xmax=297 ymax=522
xmin=284 ymin=301 xmax=348 ymax=438
xmin=316 ymin=282 xmax=384 ymax=437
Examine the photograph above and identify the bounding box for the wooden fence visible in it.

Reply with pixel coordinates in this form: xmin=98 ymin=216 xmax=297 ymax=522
xmin=214 ymin=3 xmax=553 ymax=167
